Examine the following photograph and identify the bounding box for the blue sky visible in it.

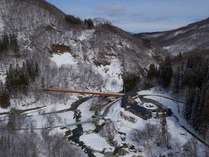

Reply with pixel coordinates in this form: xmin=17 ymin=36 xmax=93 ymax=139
xmin=47 ymin=0 xmax=209 ymax=33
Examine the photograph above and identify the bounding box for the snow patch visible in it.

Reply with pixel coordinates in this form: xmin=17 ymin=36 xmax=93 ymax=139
xmin=173 ymin=30 xmax=185 ymax=36
xmin=163 ymin=46 xmax=172 ymax=50
xmin=51 ymin=53 xmax=78 ymax=67
xmin=0 ymin=74 xmax=6 ymax=84
xmin=80 ymin=133 xmax=114 ymax=152
xmin=77 ymin=30 xmax=95 ymax=41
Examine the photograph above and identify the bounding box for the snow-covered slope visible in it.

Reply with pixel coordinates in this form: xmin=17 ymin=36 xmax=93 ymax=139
xmin=0 ymin=0 xmax=157 ymax=93
xmin=135 ymin=18 xmax=209 ymax=56
xmin=51 ymin=53 xmax=78 ymax=67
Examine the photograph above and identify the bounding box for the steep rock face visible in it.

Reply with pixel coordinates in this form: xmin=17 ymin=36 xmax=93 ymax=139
xmin=135 ymin=18 xmax=209 ymax=56
xmin=0 ymin=0 xmax=156 ymax=92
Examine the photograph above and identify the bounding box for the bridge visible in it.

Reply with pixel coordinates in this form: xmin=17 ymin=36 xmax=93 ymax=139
xmin=44 ymin=88 xmax=125 ymax=97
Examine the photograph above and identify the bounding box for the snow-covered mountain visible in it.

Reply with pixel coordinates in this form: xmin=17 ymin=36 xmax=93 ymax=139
xmin=0 ymin=0 xmax=158 ymax=92
xmin=135 ymin=18 xmax=209 ymax=56
xmin=0 ymin=0 xmax=209 ymax=157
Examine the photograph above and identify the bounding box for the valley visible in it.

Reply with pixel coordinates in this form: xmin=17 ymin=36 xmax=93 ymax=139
xmin=0 ymin=0 xmax=209 ymax=156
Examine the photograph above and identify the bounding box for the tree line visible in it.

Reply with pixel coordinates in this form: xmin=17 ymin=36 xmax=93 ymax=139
xmin=0 ymin=34 xmax=19 ymax=55
xmin=6 ymin=60 xmax=39 ymax=93
xmin=0 ymin=81 xmax=10 ymax=108
xmin=65 ymin=15 xmax=94 ymax=28
xmin=0 ymin=60 xmax=39 ymax=108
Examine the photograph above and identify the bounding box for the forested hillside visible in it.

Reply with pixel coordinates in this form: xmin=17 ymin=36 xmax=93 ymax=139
xmin=146 ymin=53 xmax=209 ymax=139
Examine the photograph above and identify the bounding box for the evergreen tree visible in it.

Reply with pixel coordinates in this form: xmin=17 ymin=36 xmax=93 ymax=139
xmin=7 ymin=108 xmax=18 ymax=132
xmin=184 ymin=87 xmax=195 ymax=120
xmin=5 ymin=60 xmax=39 ymax=94
xmin=147 ymin=64 xmax=157 ymax=80
xmin=0 ymin=34 xmax=19 ymax=55
xmin=158 ymin=56 xmax=173 ymax=87
xmin=84 ymin=19 xmax=94 ymax=28
xmin=173 ymin=66 xmax=181 ymax=93
xmin=190 ymin=88 xmax=201 ymax=128
xmin=0 ymin=82 xmax=10 ymax=108
xmin=199 ymin=85 xmax=209 ymax=135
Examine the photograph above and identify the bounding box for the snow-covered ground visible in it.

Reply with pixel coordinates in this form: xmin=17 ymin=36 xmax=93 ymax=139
xmin=80 ymin=133 xmax=114 ymax=152
xmin=78 ymin=98 xmax=96 ymax=131
xmin=95 ymin=58 xmax=123 ymax=92
xmin=77 ymin=30 xmax=95 ymax=41
xmin=107 ymin=101 xmax=146 ymax=131
xmin=51 ymin=52 xmax=78 ymax=67
xmin=0 ymin=94 xmax=80 ymax=134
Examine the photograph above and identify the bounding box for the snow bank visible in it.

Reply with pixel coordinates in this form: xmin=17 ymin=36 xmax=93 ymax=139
xmin=51 ymin=53 xmax=78 ymax=67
